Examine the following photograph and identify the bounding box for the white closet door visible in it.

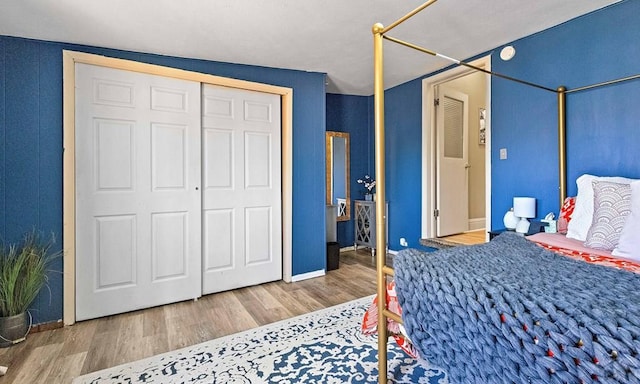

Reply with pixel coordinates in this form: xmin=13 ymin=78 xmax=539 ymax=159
xmin=75 ymin=63 xmax=202 ymax=321
xmin=436 ymin=85 xmax=469 ymax=237
xmin=201 ymin=84 xmax=282 ymax=294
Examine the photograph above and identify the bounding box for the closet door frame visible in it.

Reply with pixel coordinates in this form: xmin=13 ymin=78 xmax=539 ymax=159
xmin=62 ymin=50 xmax=294 ymax=325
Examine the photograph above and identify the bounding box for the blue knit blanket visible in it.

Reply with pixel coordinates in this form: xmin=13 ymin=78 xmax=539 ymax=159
xmin=394 ymin=232 xmax=640 ymax=384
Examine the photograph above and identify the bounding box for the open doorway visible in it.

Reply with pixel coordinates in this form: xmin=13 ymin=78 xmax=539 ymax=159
xmin=421 ymin=56 xmax=491 ymax=241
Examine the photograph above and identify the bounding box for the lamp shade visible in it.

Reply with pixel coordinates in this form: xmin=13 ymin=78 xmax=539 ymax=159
xmin=513 ymin=197 xmax=536 ymax=219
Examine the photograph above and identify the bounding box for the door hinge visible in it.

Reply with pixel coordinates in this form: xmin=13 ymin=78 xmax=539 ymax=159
xmin=434 ymin=209 xmax=439 ymax=218
xmin=434 ymin=98 xmax=440 ymax=106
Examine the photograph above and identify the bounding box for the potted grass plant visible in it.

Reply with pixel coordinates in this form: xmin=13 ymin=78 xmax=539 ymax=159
xmin=0 ymin=231 xmax=58 ymax=348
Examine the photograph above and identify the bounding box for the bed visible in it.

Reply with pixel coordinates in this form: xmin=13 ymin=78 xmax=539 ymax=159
xmin=365 ymin=190 xmax=640 ymax=382
xmin=369 ymin=2 xmax=640 ymax=383
xmin=365 ymin=195 xmax=640 ymax=382
xmin=529 ymin=233 xmax=640 ymax=275
xmin=394 ymin=232 xmax=640 ymax=383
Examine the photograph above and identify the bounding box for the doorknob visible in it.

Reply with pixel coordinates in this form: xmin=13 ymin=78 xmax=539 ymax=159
xmin=464 ymin=164 xmax=471 ymax=169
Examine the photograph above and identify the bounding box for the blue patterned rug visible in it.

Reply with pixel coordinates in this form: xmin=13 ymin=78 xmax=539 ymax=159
xmin=73 ymin=296 xmax=447 ymax=383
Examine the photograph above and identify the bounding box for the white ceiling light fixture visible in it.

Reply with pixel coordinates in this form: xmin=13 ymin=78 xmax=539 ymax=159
xmin=500 ymin=45 xmax=516 ymax=61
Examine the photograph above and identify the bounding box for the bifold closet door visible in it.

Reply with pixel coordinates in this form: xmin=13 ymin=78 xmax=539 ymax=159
xmin=201 ymin=84 xmax=282 ymax=294
xmin=75 ymin=63 xmax=202 ymax=321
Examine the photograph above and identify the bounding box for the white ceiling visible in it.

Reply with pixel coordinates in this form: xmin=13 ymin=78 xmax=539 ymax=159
xmin=0 ymin=0 xmax=621 ymax=95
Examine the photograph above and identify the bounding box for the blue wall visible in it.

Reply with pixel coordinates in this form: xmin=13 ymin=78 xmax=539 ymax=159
xmin=326 ymin=89 xmax=426 ymax=251
xmin=358 ymin=0 xmax=640 ymax=249
xmin=490 ymin=0 xmax=640 ymax=227
xmin=0 ymin=36 xmax=327 ymax=324
xmin=326 ymin=94 xmax=372 ymax=248
xmin=383 ymin=80 xmax=424 ymax=249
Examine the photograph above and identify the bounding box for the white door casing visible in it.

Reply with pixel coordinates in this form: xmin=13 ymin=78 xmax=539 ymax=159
xmin=421 ymin=56 xmax=492 ymax=242
xmin=75 ymin=63 xmax=202 ymax=321
xmin=63 ymin=51 xmax=294 ymax=325
xmin=436 ymin=85 xmax=469 ymax=237
xmin=201 ymin=84 xmax=282 ymax=294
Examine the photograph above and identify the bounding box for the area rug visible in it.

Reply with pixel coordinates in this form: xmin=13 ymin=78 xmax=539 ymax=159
xmin=73 ymin=296 xmax=447 ymax=383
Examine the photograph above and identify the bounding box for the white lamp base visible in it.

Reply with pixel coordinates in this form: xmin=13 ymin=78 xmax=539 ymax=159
xmin=515 ymin=218 xmax=530 ymax=234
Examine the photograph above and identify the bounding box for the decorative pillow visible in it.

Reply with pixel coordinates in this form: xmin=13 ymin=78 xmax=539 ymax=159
xmin=557 ymin=196 xmax=576 ymax=234
xmin=566 ymin=174 xmax=636 ymax=241
xmin=583 ymin=181 xmax=632 ymax=251
xmin=612 ymin=181 xmax=640 ymax=261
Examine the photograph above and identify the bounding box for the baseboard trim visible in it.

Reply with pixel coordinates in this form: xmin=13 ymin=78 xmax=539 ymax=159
xmin=29 ymin=319 xmax=64 ymax=334
xmin=290 ymin=269 xmax=325 ymax=282
xmin=340 ymin=245 xmax=355 ymax=252
xmin=468 ymin=218 xmax=486 ymax=231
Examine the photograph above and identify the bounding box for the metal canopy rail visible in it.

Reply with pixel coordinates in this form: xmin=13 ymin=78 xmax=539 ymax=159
xmin=381 ymin=34 xmax=558 ymax=93
xmin=372 ymin=1 xmax=640 ymax=382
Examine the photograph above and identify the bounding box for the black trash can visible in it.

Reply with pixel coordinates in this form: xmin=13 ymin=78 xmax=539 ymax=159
xmin=326 ymin=242 xmax=340 ymax=271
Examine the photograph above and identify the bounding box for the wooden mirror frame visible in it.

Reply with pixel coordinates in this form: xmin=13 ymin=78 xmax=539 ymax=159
xmin=326 ymin=131 xmax=350 ymax=221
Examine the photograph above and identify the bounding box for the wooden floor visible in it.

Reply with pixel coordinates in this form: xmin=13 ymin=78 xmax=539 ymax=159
xmin=0 ymin=233 xmax=482 ymax=384
xmin=0 ymin=249 xmax=380 ymax=384
xmin=442 ymin=229 xmax=487 ymax=245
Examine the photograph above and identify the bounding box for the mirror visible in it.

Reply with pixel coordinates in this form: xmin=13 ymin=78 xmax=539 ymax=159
xmin=326 ymin=131 xmax=350 ymax=221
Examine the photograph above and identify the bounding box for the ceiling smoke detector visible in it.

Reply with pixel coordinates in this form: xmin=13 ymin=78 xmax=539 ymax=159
xmin=500 ymin=46 xmax=516 ymax=61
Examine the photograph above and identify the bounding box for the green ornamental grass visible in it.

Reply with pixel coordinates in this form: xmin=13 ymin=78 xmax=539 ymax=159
xmin=0 ymin=231 xmax=59 ymax=317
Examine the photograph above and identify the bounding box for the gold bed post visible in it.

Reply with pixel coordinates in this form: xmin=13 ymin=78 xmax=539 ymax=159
xmin=557 ymin=86 xmax=567 ymax=207
xmin=373 ymin=22 xmax=388 ymax=384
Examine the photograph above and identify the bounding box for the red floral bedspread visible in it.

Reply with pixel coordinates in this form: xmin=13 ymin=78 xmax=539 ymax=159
xmin=528 ymin=232 xmax=640 ymax=274
xmin=361 ymin=281 xmax=418 ymax=357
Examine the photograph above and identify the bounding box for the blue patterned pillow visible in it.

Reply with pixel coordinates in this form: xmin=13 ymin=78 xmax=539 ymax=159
xmin=584 ymin=181 xmax=632 ymax=251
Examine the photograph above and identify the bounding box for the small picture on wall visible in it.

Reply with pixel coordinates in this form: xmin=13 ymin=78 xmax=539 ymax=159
xmin=479 ymin=107 xmax=486 ymax=145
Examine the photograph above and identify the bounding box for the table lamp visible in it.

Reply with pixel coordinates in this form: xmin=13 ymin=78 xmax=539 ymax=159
xmin=513 ymin=197 xmax=536 ymax=234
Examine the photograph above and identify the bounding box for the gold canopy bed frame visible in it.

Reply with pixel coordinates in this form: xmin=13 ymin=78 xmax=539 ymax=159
xmin=371 ymin=1 xmax=640 ymax=382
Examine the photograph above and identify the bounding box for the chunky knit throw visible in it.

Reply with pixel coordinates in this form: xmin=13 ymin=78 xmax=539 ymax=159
xmin=394 ymin=232 xmax=640 ymax=384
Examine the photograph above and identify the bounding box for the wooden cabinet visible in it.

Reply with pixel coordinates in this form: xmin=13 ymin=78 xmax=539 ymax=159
xmin=354 ymin=200 xmax=388 ymax=256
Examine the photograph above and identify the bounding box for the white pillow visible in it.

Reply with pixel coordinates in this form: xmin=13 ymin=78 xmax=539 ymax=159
xmin=566 ymin=174 xmax=636 ymax=241
xmin=612 ymin=181 xmax=640 ymax=261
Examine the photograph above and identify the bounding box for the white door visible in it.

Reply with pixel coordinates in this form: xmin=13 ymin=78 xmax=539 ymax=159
xmin=436 ymin=86 xmax=469 ymax=237
xmin=201 ymin=84 xmax=282 ymax=294
xmin=75 ymin=64 xmax=202 ymax=321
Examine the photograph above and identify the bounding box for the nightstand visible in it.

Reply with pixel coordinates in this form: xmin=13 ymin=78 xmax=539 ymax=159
xmin=354 ymin=200 xmax=388 ymax=256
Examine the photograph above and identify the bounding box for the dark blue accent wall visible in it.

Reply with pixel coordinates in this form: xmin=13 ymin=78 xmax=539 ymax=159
xmin=325 ymin=94 xmax=372 ymax=248
xmin=377 ymin=0 xmax=640 ymax=244
xmin=327 ymin=88 xmax=426 ymax=251
xmin=327 ymin=87 xmax=426 ymax=252
xmin=491 ymin=0 xmax=640 ymax=227
xmin=383 ymin=80 xmax=424 ymax=250
xmin=0 ymin=36 xmax=326 ymax=324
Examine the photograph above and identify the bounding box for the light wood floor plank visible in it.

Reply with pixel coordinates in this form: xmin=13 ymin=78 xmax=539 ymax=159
xmin=0 ymin=248 xmax=383 ymax=383
xmin=442 ymin=229 xmax=487 ymax=245
xmin=113 ymin=313 xmax=148 ymax=366
xmin=80 ymin=330 xmax=120 ymax=375
xmin=142 ymin=305 xmax=168 ymax=338
xmin=59 ymin=320 xmax=98 ymax=356
xmin=10 ymin=343 xmax=63 ymax=384
xmin=45 ymin=352 xmax=87 ymax=384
